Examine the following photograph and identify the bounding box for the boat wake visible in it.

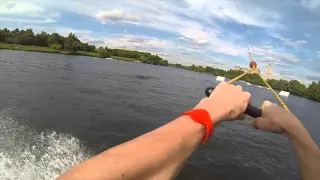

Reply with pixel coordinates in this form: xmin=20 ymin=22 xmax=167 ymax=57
xmin=0 ymin=109 xmax=90 ymax=180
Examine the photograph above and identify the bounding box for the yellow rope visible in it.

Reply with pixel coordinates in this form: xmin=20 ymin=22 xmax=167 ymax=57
xmin=226 ymin=69 xmax=290 ymax=111
xmin=256 ymin=73 xmax=290 ymax=111
xmin=228 ymin=71 xmax=249 ymax=84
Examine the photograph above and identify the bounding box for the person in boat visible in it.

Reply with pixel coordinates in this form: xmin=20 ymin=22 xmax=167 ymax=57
xmin=58 ymin=82 xmax=320 ymax=180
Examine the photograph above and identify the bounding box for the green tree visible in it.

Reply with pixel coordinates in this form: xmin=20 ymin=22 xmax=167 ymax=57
xmin=2 ymin=28 xmax=10 ymax=43
xmin=0 ymin=29 xmax=4 ymax=43
xmin=82 ymin=43 xmax=90 ymax=52
xmin=191 ymin=64 xmax=196 ymax=71
xmin=48 ymin=33 xmax=62 ymax=46
xmin=49 ymin=43 xmax=62 ymax=50
xmin=34 ymin=31 xmax=49 ymax=46
xmin=89 ymin=45 xmax=96 ymax=52
xmin=98 ymin=47 xmax=111 ymax=58
xmin=140 ymin=55 xmax=147 ymax=63
xmin=159 ymin=60 xmax=168 ymax=66
xmin=12 ymin=28 xmax=20 ymax=36
xmin=15 ymin=29 xmax=35 ymax=45
xmin=306 ymin=81 xmax=320 ymax=101
xmin=105 ymin=46 xmax=110 ymax=52
xmin=64 ymin=33 xmax=80 ymax=51
xmin=71 ymin=41 xmax=81 ymax=52
xmin=286 ymin=80 xmax=307 ymax=97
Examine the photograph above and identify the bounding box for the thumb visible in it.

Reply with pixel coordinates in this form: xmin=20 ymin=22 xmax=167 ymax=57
xmin=251 ymin=100 xmax=273 ymax=129
xmin=251 ymin=117 xmax=265 ymax=130
xmin=251 ymin=116 xmax=283 ymax=134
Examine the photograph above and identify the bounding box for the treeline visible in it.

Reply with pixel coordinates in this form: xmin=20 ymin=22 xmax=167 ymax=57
xmin=0 ymin=28 xmax=168 ymax=66
xmin=109 ymin=49 xmax=168 ymax=66
xmin=170 ymin=63 xmax=320 ymax=102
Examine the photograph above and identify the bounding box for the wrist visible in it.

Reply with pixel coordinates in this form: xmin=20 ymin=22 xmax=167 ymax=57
xmin=178 ymin=116 xmax=206 ymax=145
xmin=281 ymin=117 xmax=301 ymax=135
xmin=208 ymin=105 xmax=227 ymax=124
xmin=194 ymin=98 xmax=226 ymax=124
xmin=181 ymin=109 xmax=214 ymax=144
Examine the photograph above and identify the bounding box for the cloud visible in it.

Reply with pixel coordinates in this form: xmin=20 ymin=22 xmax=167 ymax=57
xmin=274 ymin=62 xmax=292 ymax=68
xmin=269 ymin=32 xmax=307 ymax=47
xmin=181 ymin=52 xmax=192 ymax=56
xmin=307 ymin=58 xmax=313 ymax=61
xmin=273 ymin=72 xmax=295 ymax=81
xmin=254 ymin=46 xmax=301 ymax=63
xmin=0 ymin=1 xmax=60 ymax=24
xmin=177 ymin=37 xmax=211 ymax=50
xmin=304 ymin=33 xmax=312 ymax=38
xmin=96 ymin=10 xmax=140 ymax=24
xmin=301 ymin=0 xmax=320 ymax=9
xmin=0 ymin=0 xmax=295 ymax=62
xmin=85 ymin=40 xmax=104 ymax=45
xmin=179 ymin=28 xmax=209 ymax=44
xmin=184 ymin=0 xmax=283 ymax=29
xmin=0 ymin=17 xmax=55 ymax=24
xmin=279 ymin=74 xmax=295 ymax=78
xmin=0 ymin=1 xmax=44 ymax=17
xmin=103 ymin=34 xmax=171 ymax=54
xmin=318 ymin=51 xmax=320 ymax=58
xmin=22 ymin=25 xmax=93 ymax=36
xmin=305 ymin=74 xmax=320 ymax=81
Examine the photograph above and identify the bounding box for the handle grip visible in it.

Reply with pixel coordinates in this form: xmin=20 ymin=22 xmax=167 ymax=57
xmin=205 ymin=87 xmax=262 ymax=118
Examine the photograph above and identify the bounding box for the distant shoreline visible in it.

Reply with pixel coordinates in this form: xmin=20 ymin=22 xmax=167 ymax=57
xmin=2 ymin=46 xmax=319 ymax=103
xmin=0 ymin=44 xmax=140 ymax=62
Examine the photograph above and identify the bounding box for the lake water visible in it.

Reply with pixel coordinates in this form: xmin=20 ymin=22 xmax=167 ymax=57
xmin=0 ymin=50 xmax=319 ymax=180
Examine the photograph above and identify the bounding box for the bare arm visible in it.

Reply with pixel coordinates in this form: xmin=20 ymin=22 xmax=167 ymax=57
xmin=58 ymin=82 xmax=251 ymax=180
xmin=252 ymin=101 xmax=320 ymax=180
xmin=284 ymin=115 xmax=320 ymax=180
xmin=58 ymin=116 xmax=205 ymax=180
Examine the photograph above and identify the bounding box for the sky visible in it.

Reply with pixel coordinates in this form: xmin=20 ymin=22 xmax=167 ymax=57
xmin=1 ymin=0 xmax=320 ymax=84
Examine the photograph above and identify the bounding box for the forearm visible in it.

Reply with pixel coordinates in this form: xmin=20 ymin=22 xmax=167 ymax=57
xmin=284 ymin=118 xmax=320 ymax=180
xmin=58 ymin=116 xmax=206 ymax=180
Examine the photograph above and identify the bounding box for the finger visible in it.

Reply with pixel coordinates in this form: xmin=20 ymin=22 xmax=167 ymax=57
xmin=243 ymin=91 xmax=251 ymax=104
xmin=251 ymin=117 xmax=264 ymax=129
xmin=235 ymin=85 xmax=242 ymax=91
xmin=219 ymin=81 xmax=228 ymax=87
xmin=236 ymin=113 xmax=245 ymax=120
xmin=251 ymin=118 xmax=283 ymax=134
xmin=261 ymin=100 xmax=272 ymax=110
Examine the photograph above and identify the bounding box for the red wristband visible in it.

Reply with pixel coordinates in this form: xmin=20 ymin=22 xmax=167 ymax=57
xmin=181 ymin=109 xmax=214 ymax=144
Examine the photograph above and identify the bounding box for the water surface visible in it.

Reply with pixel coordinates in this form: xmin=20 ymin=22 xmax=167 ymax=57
xmin=1 ymin=50 xmax=319 ymax=179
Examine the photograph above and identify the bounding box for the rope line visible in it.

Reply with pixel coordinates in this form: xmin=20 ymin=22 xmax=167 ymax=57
xmin=233 ymin=0 xmax=255 ymax=57
xmin=227 ymin=71 xmax=290 ymax=111
xmin=226 ymin=0 xmax=290 ymax=111
xmin=228 ymin=71 xmax=249 ymax=84
xmin=256 ymin=73 xmax=290 ymax=111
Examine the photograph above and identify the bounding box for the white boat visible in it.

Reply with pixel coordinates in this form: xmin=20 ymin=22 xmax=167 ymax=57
xmin=105 ymin=57 xmax=113 ymax=60
xmin=216 ymin=76 xmax=225 ymax=82
xmin=279 ymin=91 xmax=290 ymax=97
xmin=246 ymin=82 xmax=251 ymax=85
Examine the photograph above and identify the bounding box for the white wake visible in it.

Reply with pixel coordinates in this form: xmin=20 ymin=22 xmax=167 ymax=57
xmin=0 ymin=110 xmax=90 ymax=179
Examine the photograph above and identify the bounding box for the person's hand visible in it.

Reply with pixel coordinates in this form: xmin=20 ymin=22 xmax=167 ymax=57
xmin=251 ymin=101 xmax=297 ymax=133
xmin=194 ymin=82 xmax=251 ymax=124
